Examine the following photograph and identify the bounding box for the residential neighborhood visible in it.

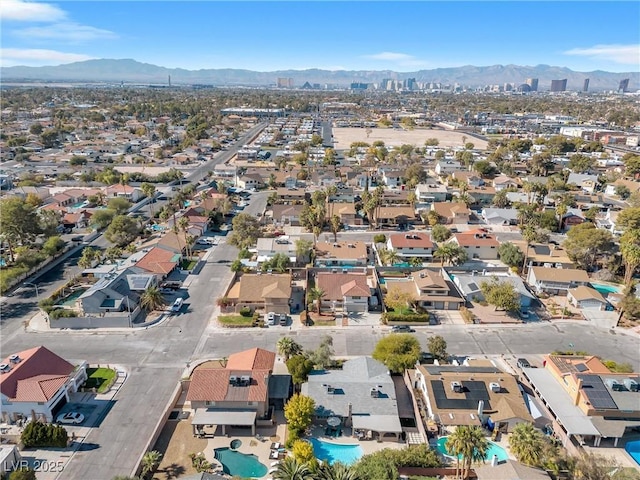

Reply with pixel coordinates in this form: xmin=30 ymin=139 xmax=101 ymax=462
xmin=1 ymin=82 xmax=640 ymax=480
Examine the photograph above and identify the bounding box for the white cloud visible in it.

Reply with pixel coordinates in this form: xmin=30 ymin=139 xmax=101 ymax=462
xmin=563 ymin=44 xmax=640 ymax=65
xmin=1 ymin=0 xmax=66 ymax=22
xmin=15 ymin=22 xmax=118 ymax=42
xmin=363 ymin=51 xmax=429 ymax=68
xmin=0 ymin=48 xmax=95 ymax=67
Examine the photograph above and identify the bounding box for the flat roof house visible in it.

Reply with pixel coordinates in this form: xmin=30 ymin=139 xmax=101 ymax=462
xmin=0 ymin=346 xmax=88 ymax=423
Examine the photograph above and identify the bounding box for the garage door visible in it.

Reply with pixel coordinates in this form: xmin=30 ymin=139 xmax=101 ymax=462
xmin=51 ymin=394 xmax=68 ymax=417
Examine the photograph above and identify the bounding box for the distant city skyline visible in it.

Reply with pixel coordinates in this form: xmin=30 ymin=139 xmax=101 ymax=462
xmin=1 ymin=1 xmax=639 ymax=73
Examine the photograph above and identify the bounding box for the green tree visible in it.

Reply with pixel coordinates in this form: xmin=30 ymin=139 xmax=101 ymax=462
xmin=0 ymin=197 xmax=42 ymax=262
xmin=330 ymin=215 xmax=342 ymax=243
xmin=78 ymin=247 xmax=100 ymax=268
xmin=104 ymin=246 xmax=123 ymax=262
xmin=277 ymin=336 xmax=303 ymax=361
xmin=620 ymin=229 xmax=640 ymax=285
xmin=617 ymin=207 xmax=640 ymax=231
xmin=292 ymin=439 xmax=315 ymax=464
xmin=272 ymin=457 xmax=313 ymax=480
xmin=498 ymin=242 xmax=524 ymax=269
xmin=105 ymin=215 xmax=140 ymax=247
xmin=40 ymin=129 xmax=58 ymax=148
xmin=141 ymin=450 xmax=163 ymax=478
xmin=355 ymin=445 xmax=440 ymax=480
xmin=316 ymin=462 xmax=362 ymax=480
xmin=284 ymin=393 xmax=315 ymax=434
xmin=307 ymin=334 xmax=334 ymax=369
xmin=107 ymin=197 xmax=132 ymax=215
xmin=427 ymin=335 xmax=448 ymax=361
xmin=139 ymin=286 xmax=166 ymax=312
xmin=431 ymin=224 xmax=452 ymax=243
xmin=445 ymin=425 xmax=488 ymax=480
xmin=39 ymin=209 xmax=62 ymax=236
xmin=378 ymin=247 xmax=399 ymax=266
xmin=568 ymin=153 xmax=597 ymax=173
xmin=492 ymin=189 xmax=510 ymax=208
xmin=230 ymin=259 xmax=243 ymax=272
xmin=616 ymin=185 xmax=632 ymax=200
xmin=372 ymin=334 xmax=421 ymax=373
xmin=228 ymin=213 xmax=262 ymax=249
xmin=509 ymin=423 xmax=548 ymax=467
xmin=93 ymin=209 xmax=116 ymax=229
xmin=42 ymin=236 xmax=66 ymax=256
xmin=21 ymin=422 xmax=68 ymax=448
xmin=140 ymin=182 xmax=156 ymax=217
xmin=563 ymin=223 xmax=614 ymax=270
xmin=384 ymin=286 xmax=416 ymax=312
xmin=295 ymin=239 xmax=314 ymax=264
xmin=434 ymin=243 xmax=468 ymax=267
xmin=9 ymin=469 xmax=37 ymax=480
xmin=308 ymin=287 xmax=326 ymax=314
xmin=286 ymin=355 xmax=314 ymax=386
xmin=480 ymin=277 xmax=520 ymax=312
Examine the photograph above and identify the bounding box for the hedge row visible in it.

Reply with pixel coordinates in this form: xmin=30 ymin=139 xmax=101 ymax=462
xmin=21 ymin=422 xmax=68 ymax=448
xmin=383 ymin=312 xmax=430 ymax=323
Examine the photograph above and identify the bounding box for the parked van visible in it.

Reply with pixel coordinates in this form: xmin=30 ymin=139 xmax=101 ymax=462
xmin=171 ymin=297 xmax=184 ymax=313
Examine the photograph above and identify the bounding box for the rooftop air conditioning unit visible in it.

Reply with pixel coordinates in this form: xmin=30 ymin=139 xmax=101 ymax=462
xmin=0 ymin=364 xmax=11 ymax=373
xmin=9 ymin=355 xmax=21 ymax=364
xmin=606 ymin=379 xmax=624 ymax=391
xmin=451 ymin=381 xmax=463 ymax=393
xmin=229 ymin=376 xmax=238 ymax=385
xmin=489 ymin=382 xmax=501 ymax=393
xmin=370 ymin=388 xmax=379 ymax=398
xmin=240 ymin=375 xmax=251 ymax=386
xmin=624 ymin=379 xmax=639 ymax=392
xmin=326 ymin=385 xmax=334 ymax=394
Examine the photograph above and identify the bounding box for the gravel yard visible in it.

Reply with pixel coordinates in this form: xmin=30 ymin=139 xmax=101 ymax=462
xmin=332 ymin=127 xmax=488 ymax=150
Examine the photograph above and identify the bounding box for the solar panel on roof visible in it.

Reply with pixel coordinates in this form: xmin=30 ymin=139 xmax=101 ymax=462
xmin=575 ymin=363 xmax=588 ymax=372
xmin=431 ymin=380 xmax=492 ymax=411
xmin=468 ymin=283 xmax=479 ymax=291
xmin=578 ymin=374 xmax=618 ymax=410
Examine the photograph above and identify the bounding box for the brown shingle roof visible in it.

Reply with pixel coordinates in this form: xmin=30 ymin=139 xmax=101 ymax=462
xmin=237 ymin=274 xmax=292 ymax=302
xmin=0 ymin=346 xmax=74 ymax=402
xmin=530 ymin=267 xmax=590 ymax=283
xmin=432 ymin=202 xmax=470 ymax=218
xmin=316 ymin=272 xmax=371 ymax=301
xmin=389 ymin=232 xmax=433 ymax=249
xmin=315 ymin=241 xmax=367 ymax=261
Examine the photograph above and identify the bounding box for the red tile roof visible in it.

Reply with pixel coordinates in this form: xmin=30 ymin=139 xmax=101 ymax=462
xmin=454 ymin=230 xmax=499 ymax=247
xmin=227 ymin=348 xmax=275 ymax=371
xmin=135 ymin=246 xmax=180 ymax=275
xmin=389 ymin=232 xmax=433 ymax=249
xmin=316 ymin=272 xmax=371 ymax=301
xmin=186 ymin=368 xmax=270 ymax=403
xmin=0 ymin=346 xmax=74 ymax=402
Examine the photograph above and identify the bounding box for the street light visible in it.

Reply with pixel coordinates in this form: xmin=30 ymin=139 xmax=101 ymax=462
xmin=23 ymin=282 xmax=39 ymax=299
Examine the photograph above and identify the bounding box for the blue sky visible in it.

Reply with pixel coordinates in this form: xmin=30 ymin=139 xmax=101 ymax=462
xmin=1 ymin=1 xmax=639 ymax=72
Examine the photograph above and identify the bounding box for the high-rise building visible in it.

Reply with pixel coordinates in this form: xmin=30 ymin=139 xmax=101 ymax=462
xmin=526 ymin=78 xmax=539 ymax=92
xmin=619 ymin=78 xmax=630 ymax=93
xmin=405 ymin=78 xmax=417 ymax=91
xmin=350 ymin=82 xmax=368 ymax=91
xmin=277 ymin=77 xmax=294 ymax=88
xmin=583 ymin=78 xmax=589 ymax=92
xmin=550 ymin=79 xmax=567 ymax=92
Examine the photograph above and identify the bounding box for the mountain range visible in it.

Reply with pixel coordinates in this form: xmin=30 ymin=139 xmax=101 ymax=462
xmin=1 ymin=59 xmax=638 ymax=91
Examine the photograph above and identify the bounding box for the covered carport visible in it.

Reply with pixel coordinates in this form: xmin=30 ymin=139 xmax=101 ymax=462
xmin=352 ymin=414 xmax=402 ymax=441
xmin=191 ymin=409 xmax=256 ymax=437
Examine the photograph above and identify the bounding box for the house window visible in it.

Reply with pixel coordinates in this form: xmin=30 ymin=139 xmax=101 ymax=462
xmin=352 ymin=296 xmax=361 ymax=300
xmin=248 ymin=401 xmax=256 ymax=406
xmin=205 ymin=401 xmax=216 ymax=406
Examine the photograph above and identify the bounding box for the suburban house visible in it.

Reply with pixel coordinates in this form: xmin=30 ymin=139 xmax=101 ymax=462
xmin=380 ymin=169 xmax=404 ymax=188
xmin=155 ymin=230 xmax=191 ymax=255
xmin=451 ymin=171 xmax=484 ymax=188
xmin=481 ymin=208 xmax=518 ymax=226
xmin=522 ymin=355 xmax=640 ymax=449
xmin=384 ymin=268 xmax=464 ymax=310
xmin=527 ymin=267 xmax=590 ymax=294
xmin=452 ymin=274 xmax=536 ymax=312
xmin=435 ymin=160 xmax=465 ymax=176
xmin=135 ymin=246 xmax=181 ymax=279
xmin=560 ymin=209 xmax=586 ymax=231
xmin=236 ymin=174 xmax=264 ymax=190
xmin=475 ymin=461 xmax=551 ymax=480
xmin=301 ymin=357 xmax=403 ymax=441
xmin=275 ymin=188 xmax=307 ymax=204
xmin=0 ymin=346 xmax=88 ymax=423
xmin=412 ymin=360 xmax=533 ymax=432
xmin=567 ymin=173 xmax=598 ymax=193
xmin=492 ymin=176 xmax=519 ymax=191
xmin=386 ymin=232 xmax=434 ymax=260
xmin=375 ymin=206 xmax=416 ymax=228
xmin=315 ymin=271 xmax=374 ymax=313
xmin=605 ymin=179 xmax=640 ymax=197
xmin=451 ymin=229 xmax=499 ymax=260
xmin=255 ymin=234 xmax=314 ymax=266
xmin=431 ymin=202 xmax=470 ymax=224
xmin=225 ymin=273 xmax=292 ymax=314
xmin=187 ymin=348 xmax=290 ymax=437
xmin=328 ymin=203 xmax=361 ymax=226
xmin=62 ymin=210 xmax=92 ymax=230
xmin=314 ymin=241 xmax=368 ymax=268
xmin=567 ymin=286 xmax=609 ymax=310
xmin=513 ymin=242 xmax=575 ymax=269
xmin=415 ymin=183 xmax=448 ymax=207
xmin=105 ymin=184 xmax=142 ymax=202
xmin=270 ymin=204 xmax=305 ymax=226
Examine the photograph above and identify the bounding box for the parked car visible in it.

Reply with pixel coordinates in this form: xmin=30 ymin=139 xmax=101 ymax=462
xmin=71 ymin=236 xmax=84 ymax=242
xmin=171 ymin=297 xmax=184 ymax=313
xmin=519 ymin=310 xmax=530 ymax=320
xmin=266 ymin=312 xmax=276 ymax=325
xmin=391 ymin=325 xmax=415 ymax=333
xmin=278 ymin=314 xmax=288 ymax=326
xmin=517 ymin=358 xmax=532 ymax=369
xmin=57 ymin=412 xmax=84 ymax=424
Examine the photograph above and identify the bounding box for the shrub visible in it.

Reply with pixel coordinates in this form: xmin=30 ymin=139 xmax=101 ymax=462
xmin=239 ymin=306 xmax=252 ymax=317
xmin=216 ymin=296 xmax=231 ymax=307
xmin=299 ymin=311 xmax=308 ymax=325
xmin=460 ymin=306 xmax=476 ymax=324
xmin=383 ymin=312 xmax=430 ymax=323
xmin=373 ymin=234 xmax=387 ymax=243
xmin=21 ymin=422 xmax=68 ymax=448
xmin=49 ymin=309 xmax=78 ymax=319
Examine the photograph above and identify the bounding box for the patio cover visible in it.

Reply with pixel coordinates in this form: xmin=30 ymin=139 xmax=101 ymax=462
xmin=352 ymin=414 xmax=402 ymax=433
xmin=523 ymin=368 xmax=600 ymax=436
xmin=191 ymin=409 xmax=257 ymax=426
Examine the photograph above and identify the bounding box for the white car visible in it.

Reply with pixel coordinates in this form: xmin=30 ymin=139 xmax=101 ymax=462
xmin=57 ymin=412 xmax=84 ymax=424
xmin=266 ymin=312 xmax=276 ymax=325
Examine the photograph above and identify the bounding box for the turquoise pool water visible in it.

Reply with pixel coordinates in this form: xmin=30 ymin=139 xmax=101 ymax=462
xmin=590 ymin=282 xmax=622 ymax=295
xmin=151 ymin=224 xmax=166 ymax=231
xmin=57 ymin=288 xmax=87 ymax=306
xmin=625 ymin=440 xmax=640 ymax=466
xmin=436 ymin=437 xmax=509 ymax=462
xmin=214 ymin=447 xmax=267 ymax=477
xmin=310 ymin=438 xmax=363 ymax=465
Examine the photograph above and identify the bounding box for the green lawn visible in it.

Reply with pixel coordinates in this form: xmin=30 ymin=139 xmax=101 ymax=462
xmin=84 ymin=367 xmax=117 ymax=393
xmin=181 ymin=260 xmax=198 ymax=271
xmin=218 ymin=315 xmax=254 ymax=327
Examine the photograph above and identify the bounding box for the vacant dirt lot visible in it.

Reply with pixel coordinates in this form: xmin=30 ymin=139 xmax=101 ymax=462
xmin=332 ymin=127 xmax=488 ymax=150
xmin=152 ymin=419 xmax=207 ymax=480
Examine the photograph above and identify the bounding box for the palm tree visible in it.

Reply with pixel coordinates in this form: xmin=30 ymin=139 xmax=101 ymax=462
xmin=140 ymin=450 xmax=163 ymax=478
xmin=509 ymin=422 xmax=546 ymax=467
xmin=330 ymin=215 xmax=342 ymax=242
xmin=139 ymin=286 xmax=166 ymax=312
xmin=308 ymin=287 xmax=326 ymax=314
xmin=140 ymin=183 xmax=156 ymax=218
xmin=620 ymin=230 xmax=640 ymax=285
xmin=277 ymin=337 xmax=303 ymax=361
xmin=316 ymin=461 xmax=361 ymax=480
xmin=272 ymin=457 xmax=312 ymax=480
xmin=434 ymin=244 xmax=467 ymax=267
xmin=379 ymin=247 xmax=400 ymax=266
xmin=556 ymin=203 xmax=568 ymax=232
xmin=446 ymin=426 xmax=488 ymax=479
xmin=409 ymin=257 xmax=423 ymax=267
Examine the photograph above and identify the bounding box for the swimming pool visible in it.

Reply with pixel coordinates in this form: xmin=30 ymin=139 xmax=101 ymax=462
xmin=214 ymin=447 xmax=267 ymax=477
xmin=436 ymin=437 xmax=509 ymax=462
xmin=57 ymin=288 xmax=87 ymax=307
xmin=625 ymin=440 xmax=640 ymax=466
xmin=590 ymin=282 xmax=622 ymax=295
xmin=309 ymin=438 xmax=363 ymax=465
